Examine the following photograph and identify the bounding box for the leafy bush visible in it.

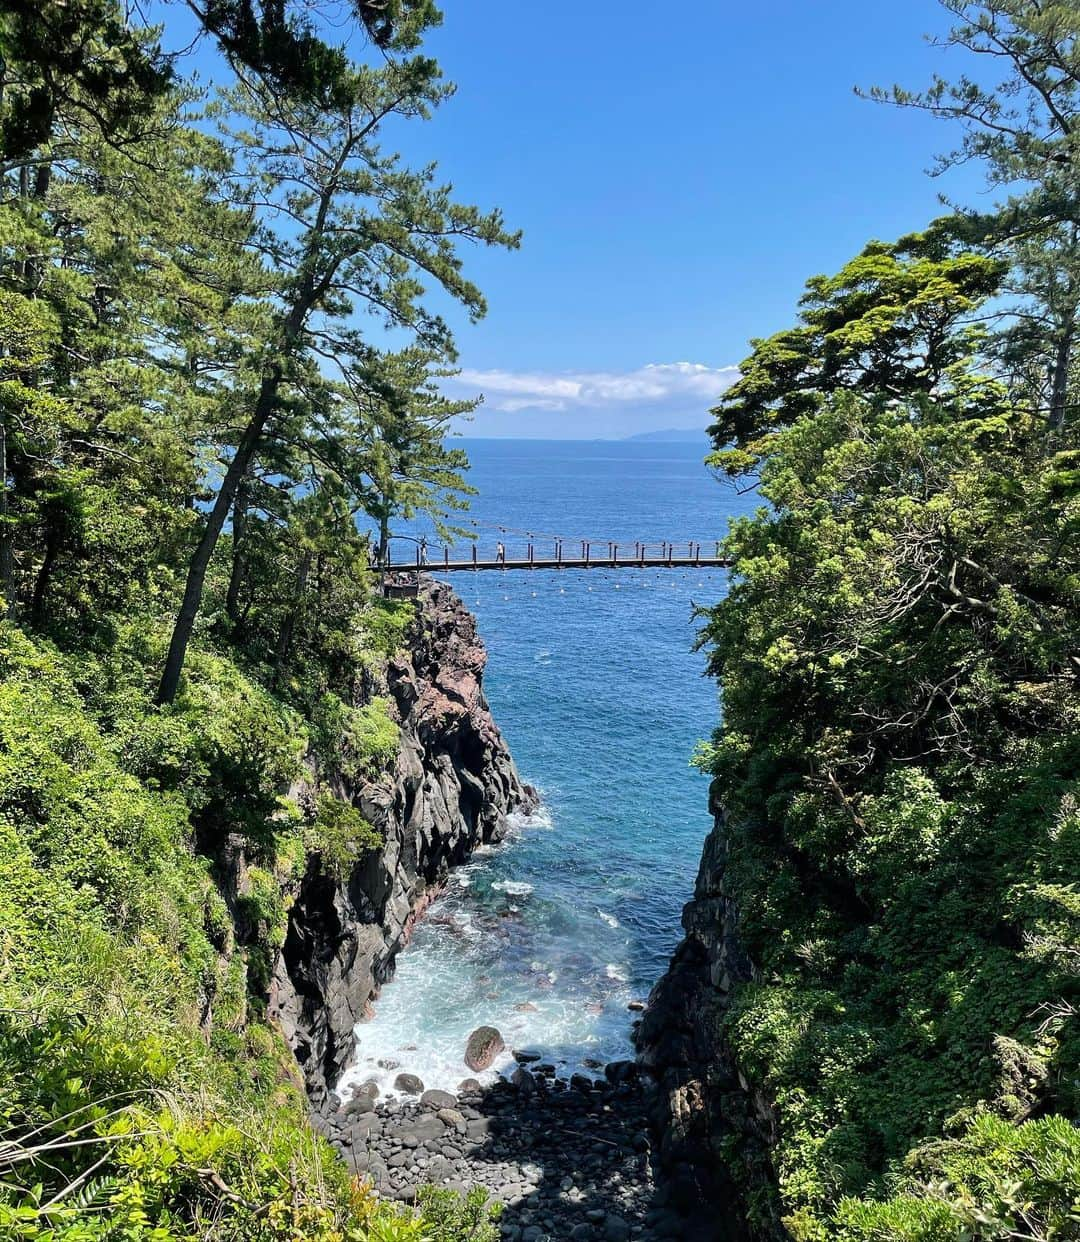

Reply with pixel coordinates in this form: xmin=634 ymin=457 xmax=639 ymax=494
xmin=313 ymin=792 xmax=383 ymax=878
xmin=0 ymin=1009 xmax=492 ymax=1241
xmin=0 ymin=621 xmax=495 ymax=1241
xmin=358 ymin=598 xmax=416 ymax=662
xmin=313 ymin=692 xmax=400 ymax=784
xmin=830 ymin=1115 xmax=1080 ymax=1242
xmin=700 ymin=261 xmax=1080 ymax=1235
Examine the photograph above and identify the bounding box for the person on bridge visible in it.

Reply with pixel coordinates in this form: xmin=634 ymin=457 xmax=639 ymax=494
xmin=497 ymin=540 xmax=506 ymax=563
xmin=419 ymin=536 xmax=428 ymax=564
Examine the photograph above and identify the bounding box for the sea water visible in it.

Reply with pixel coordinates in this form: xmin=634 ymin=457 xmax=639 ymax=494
xmin=338 ymin=439 xmax=757 ymax=1098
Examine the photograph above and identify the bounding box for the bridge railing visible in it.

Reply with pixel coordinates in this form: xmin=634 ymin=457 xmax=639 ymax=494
xmin=379 ymin=537 xmax=725 ymax=568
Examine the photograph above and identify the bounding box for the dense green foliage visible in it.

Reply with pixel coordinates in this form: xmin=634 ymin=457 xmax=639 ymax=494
xmin=0 ymin=614 xmax=502 ymax=1239
xmin=0 ymin=1 xmax=505 ymax=1238
xmin=701 ymin=3 xmax=1080 ymax=1238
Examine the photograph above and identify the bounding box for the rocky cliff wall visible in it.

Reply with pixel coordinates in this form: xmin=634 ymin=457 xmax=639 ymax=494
xmin=269 ymin=580 xmax=534 ymax=1108
xmin=634 ymin=783 xmax=784 ymax=1241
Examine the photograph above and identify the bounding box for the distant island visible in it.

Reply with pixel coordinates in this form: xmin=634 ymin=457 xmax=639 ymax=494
xmin=623 ymin=427 xmax=709 ymax=442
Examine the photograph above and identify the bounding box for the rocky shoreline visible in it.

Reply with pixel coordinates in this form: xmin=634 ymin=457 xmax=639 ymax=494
xmin=314 ymin=1064 xmax=716 ymax=1241
xmin=269 ymin=580 xmax=536 ymax=1107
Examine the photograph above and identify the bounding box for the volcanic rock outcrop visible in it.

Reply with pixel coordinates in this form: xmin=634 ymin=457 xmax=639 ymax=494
xmin=269 ymin=580 xmax=535 ymax=1106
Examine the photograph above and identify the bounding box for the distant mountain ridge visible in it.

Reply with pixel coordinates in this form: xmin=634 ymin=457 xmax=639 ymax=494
xmin=623 ymin=427 xmax=709 ymax=443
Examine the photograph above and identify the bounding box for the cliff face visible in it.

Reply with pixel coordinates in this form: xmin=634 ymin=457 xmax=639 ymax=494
xmin=269 ymin=580 xmax=534 ymax=1108
xmin=634 ymin=783 xmax=783 ymax=1241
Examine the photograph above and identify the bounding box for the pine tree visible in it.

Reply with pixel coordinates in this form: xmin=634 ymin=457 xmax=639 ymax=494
xmin=156 ymin=50 xmax=519 ymax=702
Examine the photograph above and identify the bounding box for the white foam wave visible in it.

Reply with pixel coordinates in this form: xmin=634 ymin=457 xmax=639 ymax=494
xmin=491 ymin=880 xmax=534 ymax=897
xmin=508 ymin=804 xmax=555 ymax=833
xmin=605 ymin=963 xmax=629 ymax=983
xmin=596 ymin=909 xmax=620 ymax=929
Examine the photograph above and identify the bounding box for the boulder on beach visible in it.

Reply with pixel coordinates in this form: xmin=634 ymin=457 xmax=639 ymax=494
xmin=464 ymin=1025 xmax=504 ymax=1071
xmin=510 ymin=1065 xmax=536 ymax=1093
xmin=513 ymin=1001 xmax=539 ymax=1013
xmin=512 ymin=1048 xmax=542 ymax=1064
xmin=353 ymin=1079 xmax=379 ymax=1100
xmin=420 ymin=1088 xmax=457 ymax=1110
xmin=393 ymin=1072 xmax=424 ymax=1095
xmin=604 ymin=1060 xmax=640 ymax=1085
xmin=457 ymin=1077 xmax=482 ymax=1094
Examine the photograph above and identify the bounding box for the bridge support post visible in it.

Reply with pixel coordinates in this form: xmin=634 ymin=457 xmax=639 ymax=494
xmin=585 ymin=542 xmax=590 ymax=566
xmin=472 ymin=545 xmax=477 ymax=569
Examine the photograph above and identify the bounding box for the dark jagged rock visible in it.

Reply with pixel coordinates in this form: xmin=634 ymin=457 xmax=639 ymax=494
xmin=604 ymin=1060 xmax=640 ymax=1086
xmin=634 ymin=785 xmax=776 ymax=1241
xmin=268 ymin=581 xmax=536 ymax=1106
xmin=510 ymin=1066 xmax=536 ymax=1093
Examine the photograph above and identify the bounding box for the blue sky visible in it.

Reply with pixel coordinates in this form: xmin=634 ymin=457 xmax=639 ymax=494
xmin=180 ymin=1 xmax=996 ymax=438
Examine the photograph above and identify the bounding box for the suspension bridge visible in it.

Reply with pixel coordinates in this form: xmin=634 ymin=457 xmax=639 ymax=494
xmin=379 ymin=536 xmax=730 ymax=577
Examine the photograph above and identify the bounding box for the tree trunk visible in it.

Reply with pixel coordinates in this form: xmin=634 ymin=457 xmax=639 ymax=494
xmin=225 ymin=479 xmax=248 ymax=623
xmin=379 ymin=511 xmax=389 ymax=565
xmin=0 ymin=417 xmax=13 ymax=616
xmin=30 ymin=510 xmax=63 ymax=626
xmin=157 ymin=365 xmax=281 ymax=704
xmin=1049 ymin=316 xmax=1075 ymax=433
xmin=272 ymin=546 xmax=313 ymax=682
xmin=156 ymin=176 xmax=327 ymax=703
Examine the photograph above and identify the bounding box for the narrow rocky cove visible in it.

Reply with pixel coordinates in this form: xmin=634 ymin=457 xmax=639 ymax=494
xmin=268 ymin=579 xmax=722 ymax=1241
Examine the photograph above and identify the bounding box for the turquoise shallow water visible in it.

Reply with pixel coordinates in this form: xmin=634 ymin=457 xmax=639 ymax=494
xmin=340 ymin=439 xmax=756 ymax=1098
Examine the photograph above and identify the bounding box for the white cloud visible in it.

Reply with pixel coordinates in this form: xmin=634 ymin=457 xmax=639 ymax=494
xmin=448 ymin=361 xmax=738 ymax=415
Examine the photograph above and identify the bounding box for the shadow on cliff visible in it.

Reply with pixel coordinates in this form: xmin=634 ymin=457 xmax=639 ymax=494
xmin=444 ymin=1069 xmax=721 ymax=1242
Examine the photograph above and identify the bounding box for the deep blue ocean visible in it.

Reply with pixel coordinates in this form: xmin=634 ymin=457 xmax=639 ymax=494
xmin=340 ymin=438 xmax=757 ymax=1097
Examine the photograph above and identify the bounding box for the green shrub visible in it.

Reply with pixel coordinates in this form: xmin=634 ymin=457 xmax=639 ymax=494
xmin=0 ymin=620 xmax=500 ymax=1241
xmin=830 ymin=1115 xmax=1080 ymax=1241
xmin=358 ymin=599 xmax=416 ymax=662
xmin=698 ymin=378 xmax=1080 ymax=1235
xmin=313 ymin=693 xmax=399 ymax=784
xmin=312 ymin=793 xmax=382 ymax=878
